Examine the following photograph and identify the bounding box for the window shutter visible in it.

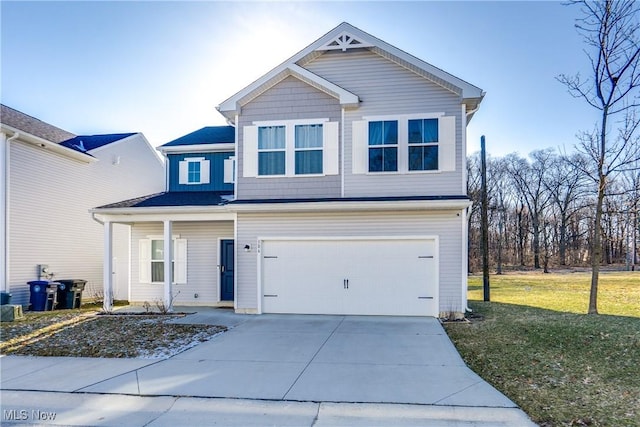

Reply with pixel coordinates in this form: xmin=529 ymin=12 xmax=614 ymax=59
xmin=174 ymin=239 xmax=187 ymax=284
xmin=178 ymin=160 xmax=188 ymax=184
xmin=323 ymin=121 xmax=339 ymax=175
xmin=438 ymin=116 xmax=456 ymax=172
xmin=200 ymin=160 xmax=210 ymax=184
xmin=139 ymin=239 xmax=151 ymax=284
xmin=243 ymin=126 xmax=258 ymax=177
xmin=351 ymin=120 xmax=368 ymax=174
xmin=224 ymin=157 xmax=235 ymax=183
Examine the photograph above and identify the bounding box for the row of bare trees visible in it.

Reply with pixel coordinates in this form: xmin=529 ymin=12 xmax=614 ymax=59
xmin=467 ymin=149 xmax=639 ymax=274
xmin=468 ymin=0 xmax=640 ymax=314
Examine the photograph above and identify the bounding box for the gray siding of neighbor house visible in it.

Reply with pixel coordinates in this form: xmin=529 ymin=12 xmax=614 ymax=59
xmin=237 ymin=76 xmax=342 ymax=200
xmin=235 ymin=210 xmax=465 ymax=313
xmin=303 ymin=49 xmax=466 ymax=197
xmin=130 ymin=221 xmax=234 ymax=305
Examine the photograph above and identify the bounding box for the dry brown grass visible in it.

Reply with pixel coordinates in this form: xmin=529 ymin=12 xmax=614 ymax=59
xmin=0 ymin=309 xmax=226 ymax=359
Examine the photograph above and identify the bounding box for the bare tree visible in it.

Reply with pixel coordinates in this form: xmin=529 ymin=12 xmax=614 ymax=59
xmin=558 ymin=0 xmax=640 ymax=314
xmin=506 ymin=150 xmax=555 ymax=269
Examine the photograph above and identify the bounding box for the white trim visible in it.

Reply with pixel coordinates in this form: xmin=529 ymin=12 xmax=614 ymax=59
xmin=103 ymin=222 xmax=114 ymax=312
xmin=363 ymin=112 xmax=445 ymax=121
xmin=159 ymin=143 xmax=235 ymax=154
xmin=355 ymin=114 xmax=455 ymax=174
xmin=0 ymin=132 xmax=7 ymax=291
xmin=0 ymin=124 xmax=97 ymax=163
xmin=234 ymin=116 xmax=239 ymax=200
xmin=218 ymin=64 xmax=359 ymax=118
xmin=461 ymin=208 xmax=468 ymax=313
xmin=461 ymin=104 xmax=468 ymax=194
xmin=259 ymin=235 xmax=438 ymax=242
xmin=252 ymin=118 xmax=329 ymax=127
xmin=92 ymin=199 xmax=471 ymax=221
xmin=340 ymin=108 xmax=345 ymax=197
xmin=230 ymin=199 xmax=472 ymax=213
xmin=216 ymin=22 xmax=482 ymax=122
xmin=233 ymin=212 xmax=238 ymax=311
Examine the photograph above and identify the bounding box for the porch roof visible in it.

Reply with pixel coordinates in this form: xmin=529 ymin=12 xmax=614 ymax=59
xmin=96 ymin=191 xmax=234 ymax=209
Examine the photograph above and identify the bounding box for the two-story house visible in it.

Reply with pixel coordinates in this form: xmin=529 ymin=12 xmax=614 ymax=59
xmin=1 ymin=105 xmax=165 ymax=306
xmin=93 ymin=22 xmax=484 ymax=317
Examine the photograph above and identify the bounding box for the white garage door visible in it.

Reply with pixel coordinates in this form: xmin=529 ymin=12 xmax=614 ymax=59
xmin=260 ymin=238 xmax=438 ymax=316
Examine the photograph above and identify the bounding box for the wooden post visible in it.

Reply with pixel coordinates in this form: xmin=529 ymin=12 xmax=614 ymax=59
xmin=480 ymin=136 xmax=490 ymax=301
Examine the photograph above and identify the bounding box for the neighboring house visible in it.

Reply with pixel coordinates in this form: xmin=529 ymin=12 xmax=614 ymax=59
xmin=94 ymin=22 xmax=484 ymax=317
xmin=0 ymin=104 xmax=165 ymax=306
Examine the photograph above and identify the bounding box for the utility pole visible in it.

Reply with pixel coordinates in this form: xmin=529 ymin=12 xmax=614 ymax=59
xmin=480 ymin=136 xmax=490 ymax=301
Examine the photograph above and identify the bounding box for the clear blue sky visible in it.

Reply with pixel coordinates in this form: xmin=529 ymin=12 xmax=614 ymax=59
xmin=1 ymin=1 xmax=599 ymax=157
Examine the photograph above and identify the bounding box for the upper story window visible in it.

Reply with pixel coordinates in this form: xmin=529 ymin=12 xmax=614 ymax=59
xmin=258 ymin=126 xmax=286 ymax=176
xmin=408 ymin=119 xmax=438 ymax=171
xmin=243 ymin=119 xmax=339 ymax=178
xmin=352 ymin=114 xmax=456 ymax=174
xmin=188 ymin=161 xmax=201 ymax=183
xmin=295 ymin=124 xmax=323 ymax=175
xmin=179 ymin=157 xmax=210 ymax=185
xmin=368 ymin=120 xmax=398 ymax=172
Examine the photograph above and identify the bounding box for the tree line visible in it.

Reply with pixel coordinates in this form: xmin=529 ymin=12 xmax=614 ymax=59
xmin=467 ymin=148 xmax=639 ymax=274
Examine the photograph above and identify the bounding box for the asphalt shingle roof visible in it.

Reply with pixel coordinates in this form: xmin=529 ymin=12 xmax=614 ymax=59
xmin=161 ymin=126 xmax=235 ymax=147
xmin=60 ymin=133 xmax=136 ymax=153
xmin=97 ymin=191 xmax=234 ymax=209
xmin=0 ymin=104 xmax=76 ymax=143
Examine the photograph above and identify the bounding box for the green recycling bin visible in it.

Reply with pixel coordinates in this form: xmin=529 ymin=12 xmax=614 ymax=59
xmin=55 ymin=279 xmax=87 ymax=309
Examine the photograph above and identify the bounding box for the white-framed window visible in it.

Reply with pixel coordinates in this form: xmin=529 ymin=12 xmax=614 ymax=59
xmin=179 ymin=157 xmax=210 ymax=185
xmin=243 ymin=119 xmax=339 ymax=178
xmin=368 ymin=120 xmax=398 ymax=172
xmin=295 ymin=124 xmax=323 ymax=174
xmin=352 ymin=113 xmax=455 ymax=174
xmin=408 ymin=118 xmax=439 ymax=171
xmin=258 ymin=126 xmax=286 ymax=176
xmin=139 ymin=238 xmax=187 ymax=284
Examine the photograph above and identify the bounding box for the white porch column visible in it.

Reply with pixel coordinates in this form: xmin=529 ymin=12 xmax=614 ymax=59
xmin=103 ymin=221 xmax=114 ymax=312
xmin=163 ymin=220 xmax=173 ymax=312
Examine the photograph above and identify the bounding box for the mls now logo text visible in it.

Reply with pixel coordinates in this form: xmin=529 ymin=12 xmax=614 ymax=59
xmin=3 ymin=409 xmax=57 ymax=421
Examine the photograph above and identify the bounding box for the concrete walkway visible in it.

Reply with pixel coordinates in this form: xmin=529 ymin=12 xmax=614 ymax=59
xmin=0 ymin=308 xmax=537 ymax=426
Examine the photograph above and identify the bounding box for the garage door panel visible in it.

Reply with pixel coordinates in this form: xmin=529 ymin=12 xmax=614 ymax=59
xmin=261 ymin=238 xmax=438 ymax=316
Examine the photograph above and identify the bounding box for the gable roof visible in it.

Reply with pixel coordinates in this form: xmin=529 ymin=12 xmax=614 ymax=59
xmin=60 ymin=133 xmax=136 ymax=153
xmin=217 ymin=22 xmax=484 ymax=122
xmin=0 ymin=104 xmax=76 ymax=143
xmin=161 ymin=126 xmax=235 ymax=147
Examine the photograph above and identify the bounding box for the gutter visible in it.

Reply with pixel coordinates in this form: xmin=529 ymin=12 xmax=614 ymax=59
xmin=0 ymin=124 xmax=97 ymax=163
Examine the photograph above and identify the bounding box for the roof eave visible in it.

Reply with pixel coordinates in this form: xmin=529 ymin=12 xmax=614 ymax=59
xmin=217 ymin=64 xmax=359 ymax=119
xmin=158 ymin=143 xmax=235 ymax=154
xmin=1 ymin=124 xmax=97 ymax=163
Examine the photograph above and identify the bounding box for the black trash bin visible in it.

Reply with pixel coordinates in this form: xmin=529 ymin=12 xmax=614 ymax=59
xmin=56 ymin=280 xmax=87 ymax=309
xmin=28 ymin=281 xmax=59 ymax=311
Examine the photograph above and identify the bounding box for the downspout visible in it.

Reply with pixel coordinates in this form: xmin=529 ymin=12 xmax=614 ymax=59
xmin=341 ymin=107 xmax=345 ymax=198
xmin=1 ymin=132 xmax=20 ymax=292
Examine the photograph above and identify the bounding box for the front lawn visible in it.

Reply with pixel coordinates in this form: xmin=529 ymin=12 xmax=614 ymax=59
xmin=444 ymin=271 xmax=640 ymax=427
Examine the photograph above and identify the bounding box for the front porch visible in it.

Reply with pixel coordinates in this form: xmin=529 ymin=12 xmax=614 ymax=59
xmin=96 ymin=206 xmax=236 ymax=312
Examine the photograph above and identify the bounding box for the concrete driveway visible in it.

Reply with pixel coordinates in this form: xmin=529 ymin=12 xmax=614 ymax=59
xmin=0 ymin=310 xmax=536 ymax=426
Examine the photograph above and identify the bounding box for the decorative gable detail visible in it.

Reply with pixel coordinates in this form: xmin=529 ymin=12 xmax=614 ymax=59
xmin=317 ymin=31 xmax=373 ymax=52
